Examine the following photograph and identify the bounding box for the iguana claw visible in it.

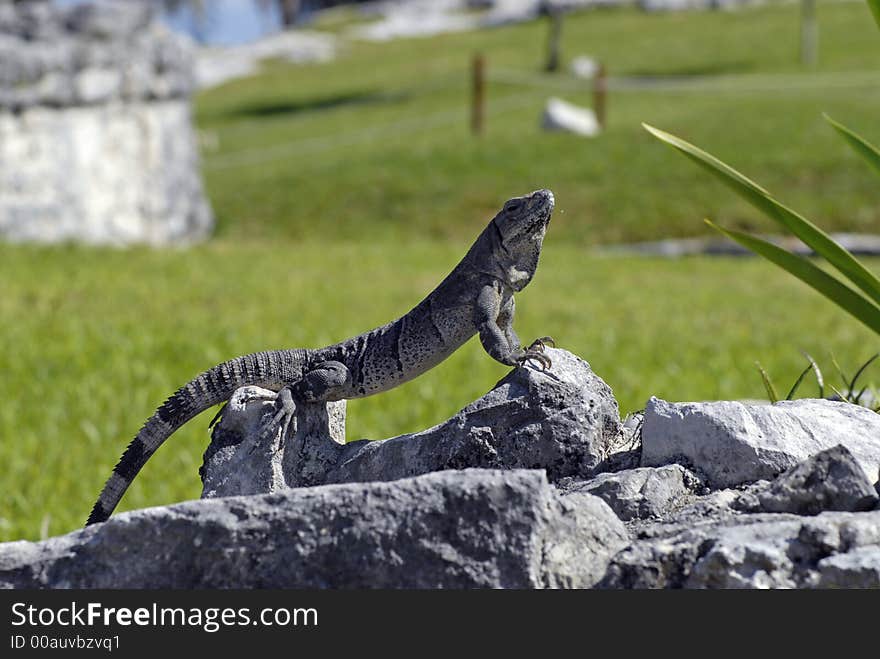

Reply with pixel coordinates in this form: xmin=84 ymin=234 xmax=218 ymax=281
xmin=528 ymin=336 xmax=555 ymax=351
xmin=517 ymin=336 xmax=554 ymax=370
xmin=271 ymin=387 xmax=297 ymax=444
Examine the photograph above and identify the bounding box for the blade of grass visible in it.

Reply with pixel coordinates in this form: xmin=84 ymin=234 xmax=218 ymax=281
xmin=824 ymin=115 xmax=880 ymax=176
xmin=829 ymin=384 xmax=848 ymax=402
xmin=830 ymin=354 xmax=850 ymax=392
xmin=785 ymin=361 xmax=814 ymax=400
xmin=756 ymin=361 xmax=779 ymax=403
xmin=800 ymin=351 xmax=824 ymax=398
xmin=848 ymin=353 xmax=879 ymax=395
xmin=644 ymin=124 xmax=880 ymax=306
xmin=706 ymin=220 xmax=880 ymax=336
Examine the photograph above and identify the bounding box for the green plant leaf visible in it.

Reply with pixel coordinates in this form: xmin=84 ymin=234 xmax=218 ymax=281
xmin=800 ymin=351 xmax=824 ymax=398
xmin=756 ymin=361 xmax=779 ymax=403
xmin=824 ymin=114 xmax=880 ymax=175
xmin=643 ymin=124 xmax=880 ymax=306
xmin=848 ymin=353 xmax=879 ymax=396
xmin=785 ymin=361 xmax=813 ymax=400
xmin=829 ymin=353 xmax=850 ymax=390
xmin=706 ymin=220 xmax=880 ymax=336
xmin=869 ymin=0 xmax=880 ymax=30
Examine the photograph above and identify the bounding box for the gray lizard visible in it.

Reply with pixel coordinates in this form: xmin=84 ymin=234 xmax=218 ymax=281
xmin=86 ymin=188 xmax=556 ymax=525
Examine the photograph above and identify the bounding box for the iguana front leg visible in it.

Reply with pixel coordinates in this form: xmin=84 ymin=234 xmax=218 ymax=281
xmin=475 ymin=283 xmax=553 ymax=369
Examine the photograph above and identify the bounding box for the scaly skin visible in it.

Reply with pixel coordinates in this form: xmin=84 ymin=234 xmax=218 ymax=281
xmin=86 ymin=188 xmax=555 ymax=525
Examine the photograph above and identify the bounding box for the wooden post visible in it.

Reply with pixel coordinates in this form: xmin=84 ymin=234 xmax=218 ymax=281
xmin=471 ymin=53 xmax=485 ymax=136
xmin=545 ymin=9 xmax=563 ymax=72
xmin=593 ymin=62 xmax=607 ymax=130
xmin=800 ymin=0 xmax=818 ymax=67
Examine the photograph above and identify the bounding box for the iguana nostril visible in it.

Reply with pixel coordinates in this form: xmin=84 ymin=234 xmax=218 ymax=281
xmin=529 ymin=189 xmax=554 ymax=209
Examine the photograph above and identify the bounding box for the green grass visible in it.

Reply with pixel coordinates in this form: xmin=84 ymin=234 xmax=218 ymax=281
xmin=3 ymin=3 xmax=880 ymax=541
xmin=2 ymin=243 xmax=877 ymax=541
xmin=198 ymin=2 xmax=880 ymax=244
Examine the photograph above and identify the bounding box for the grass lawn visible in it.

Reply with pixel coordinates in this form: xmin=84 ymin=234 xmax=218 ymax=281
xmin=2 ymin=243 xmax=877 ymax=541
xmin=198 ymin=2 xmax=880 ymax=244
xmin=2 ymin=2 xmax=879 ymax=541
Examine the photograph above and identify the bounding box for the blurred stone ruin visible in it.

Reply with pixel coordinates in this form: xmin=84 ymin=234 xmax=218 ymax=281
xmin=0 ymin=0 xmax=213 ymax=245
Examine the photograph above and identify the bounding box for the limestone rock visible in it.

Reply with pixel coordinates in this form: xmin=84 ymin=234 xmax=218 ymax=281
xmin=0 ymin=2 xmax=193 ymax=111
xmin=813 ymin=546 xmax=880 ymax=588
xmin=0 ymin=101 xmax=213 ymax=245
xmin=200 ymin=386 xmax=347 ymax=498
xmin=733 ymin=445 xmax=879 ymax=515
xmin=0 ymin=0 xmax=213 ymax=246
xmin=560 ymin=464 xmax=702 ymax=521
xmin=202 ymin=348 xmax=622 ymax=490
xmin=541 ymin=97 xmax=601 ymax=137
xmin=543 ymin=491 xmax=630 ymax=588
xmin=640 ymin=397 xmax=880 ymax=488
xmin=196 ymin=30 xmax=336 ymax=89
xmin=570 ymin=56 xmax=599 ymax=80
xmin=600 ymin=510 xmax=880 ymax=589
xmin=0 ymin=469 xmax=628 ymax=589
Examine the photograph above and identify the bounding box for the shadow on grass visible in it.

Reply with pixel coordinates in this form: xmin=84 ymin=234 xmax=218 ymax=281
xmin=219 ymin=89 xmax=411 ymax=120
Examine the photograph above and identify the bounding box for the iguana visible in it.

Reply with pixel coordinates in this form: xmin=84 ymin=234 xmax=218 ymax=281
xmin=86 ymin=188 xmax=556 ymax=525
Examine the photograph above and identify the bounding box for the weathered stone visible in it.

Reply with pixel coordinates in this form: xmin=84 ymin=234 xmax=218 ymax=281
xmin=0 ymin=101 xmax=213 ymax=245
xmin=200 ymin=386 xmax=347 ymax=498
xmin=0 ymin=0 xmax=212 ymax=245
xmin=813 ymin=547 xmax=880 ymax=588
xmin=202 ymin=348 xmax=622 ymax=490
xmin=350 ymin=0 xmax=477 ymax=42
xmin=570 ymin=55 xmax=600 ymax=79
xmin=0 ymin=4 xmax=193 ymax=111
xmin=600 ymin=510 xmax=880 ymax=589
xmin=560 ymin=465 xmax=701 ymax=521
xmin=640 ymin=397 xmax=880 ymax=488
xmin=542 ymin=491 xmax=630 ymax=588
xmin=196 ymin=30 xmax=336 ymax=89
xmin=733 ymin=445 xmax=879 ymax=515
xmin=0 ymin=469 xmax=628 ymax=589
xmin=541 ymin=97 xmax=600 ymax=137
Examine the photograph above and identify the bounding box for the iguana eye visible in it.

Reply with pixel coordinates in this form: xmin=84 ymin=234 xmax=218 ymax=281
xmin=505 ymin=201 xmax=522 ymax=213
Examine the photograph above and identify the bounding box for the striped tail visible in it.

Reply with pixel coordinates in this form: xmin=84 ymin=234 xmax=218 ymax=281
xmin=86 ymin=349 xmax=307 ymax=526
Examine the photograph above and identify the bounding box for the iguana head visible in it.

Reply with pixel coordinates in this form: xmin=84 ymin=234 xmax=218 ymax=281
xmin=490 ymin=188 xmax=554 ymax=291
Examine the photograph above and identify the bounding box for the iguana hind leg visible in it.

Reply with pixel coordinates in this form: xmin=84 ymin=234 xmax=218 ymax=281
xmin=288 ymin=360 xmax=351 ymax=402
xmin=269 ymin=360 xmax=351 ymax=442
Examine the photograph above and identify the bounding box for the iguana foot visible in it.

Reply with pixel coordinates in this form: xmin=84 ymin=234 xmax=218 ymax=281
xmin=269 ymin=386 xmax=298 ymax=445
xmin=528 ymin=336 xmax=555 ymax=351
xmin=517 ymin=336 xmax=554 ymax=370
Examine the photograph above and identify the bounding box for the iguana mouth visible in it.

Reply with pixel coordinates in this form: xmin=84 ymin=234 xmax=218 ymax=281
xmin=510 ymin=188 xmax=554 ymax=242
xmin=529 ymin=188 xmax=555 ymax=212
